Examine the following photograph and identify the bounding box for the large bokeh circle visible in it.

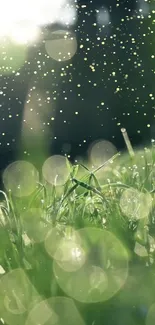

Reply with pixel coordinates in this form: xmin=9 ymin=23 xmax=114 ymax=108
xmin=42 ymin=155 xmax=70 ymax=186
xmin=2 ymin=160 xmax=39 ymax=197
xmin=53 ymin=227 xmax=129 ymax=303
xmin=26 ymin=296 xmax=85 ymax=325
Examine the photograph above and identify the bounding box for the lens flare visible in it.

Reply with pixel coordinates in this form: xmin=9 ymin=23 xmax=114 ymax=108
xmin=26 ymin=297 xmax=85 ymax=325
xmin=0 ymin=1 xmax=76 ymax=46
xmin=0 ymin=0 xmax=67 ymax=28
xmin=120 ymin=188 xmax=152 ymax=221
xmin=96 ymin=6 xmax=111 ymax=26
xmin=2 ymin=160 xmax=39 ymax=197
xmin=0 ymin=269 xmax=40 ymax=325
xmin=10 ymin=23 xmax=40 ymax=45
xmin=54 ymin=238 xmax=86 ymax=272
xmin=42 ymin=155 xmax=70 ymax=186
xmin=57 ymin=5 xmax=77 ymax=26
xmin=21 ymin=208 xmax=51 ymax=243
xmin=45 ymin=225 xmax=85 ymax=272
xmin=88 ymin=140 xmax=117 ymax=168
xmin=53 ymin=227 xmax=128 ymax=303
xmin=45 ymin=30 xmax=77 ymax=62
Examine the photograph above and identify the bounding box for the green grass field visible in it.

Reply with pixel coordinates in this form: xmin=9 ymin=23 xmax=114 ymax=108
xmin=0 ymin=143 xmax=155 ymax=325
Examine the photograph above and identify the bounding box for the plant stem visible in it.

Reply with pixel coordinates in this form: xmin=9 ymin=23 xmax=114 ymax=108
xmin=121 ymin=128 xmax=135 ymax=158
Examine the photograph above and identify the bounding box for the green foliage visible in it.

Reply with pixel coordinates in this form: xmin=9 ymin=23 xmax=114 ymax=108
xmin=1 ymin=147 xmax=155 ymax=324
xmin=1 ymin=147 xmax=155 ymax=267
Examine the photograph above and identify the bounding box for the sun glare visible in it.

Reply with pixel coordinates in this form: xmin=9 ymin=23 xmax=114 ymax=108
xmin=0 ymin=0 xmax=74 ymax=44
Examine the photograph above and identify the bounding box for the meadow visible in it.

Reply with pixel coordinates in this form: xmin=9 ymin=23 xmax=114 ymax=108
xmin=0 ymin=140 xmax=155 ymax=325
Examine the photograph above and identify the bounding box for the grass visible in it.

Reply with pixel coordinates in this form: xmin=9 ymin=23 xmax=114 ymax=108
xmin=1 ymin=141 xmax=155 ymax=324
